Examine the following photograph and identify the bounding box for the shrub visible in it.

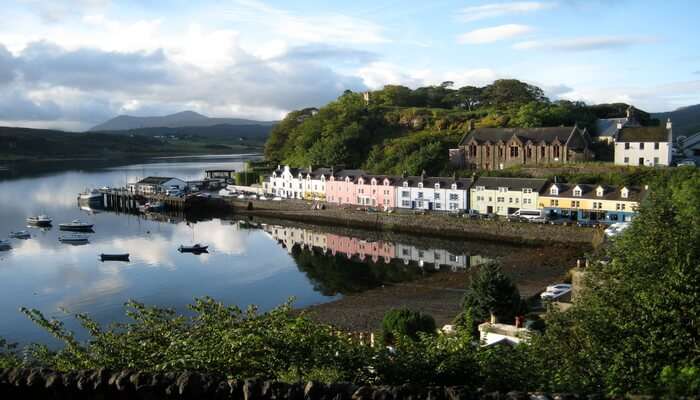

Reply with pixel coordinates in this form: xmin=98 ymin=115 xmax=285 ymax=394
xmin=380 ymin=308 xmax=436 ymax=344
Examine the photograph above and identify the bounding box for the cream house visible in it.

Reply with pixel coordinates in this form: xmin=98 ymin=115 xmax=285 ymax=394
xmin=469 ymin=177 xmax=548 ymax=216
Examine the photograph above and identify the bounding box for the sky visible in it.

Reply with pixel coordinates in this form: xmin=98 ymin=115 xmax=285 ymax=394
xmin=0 ymin=0 xmax=699 ymax=131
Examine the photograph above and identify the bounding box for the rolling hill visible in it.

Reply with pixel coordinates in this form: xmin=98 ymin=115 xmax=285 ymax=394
xmin=652 ymin=104 xmax=700 ymax=138
xmin=90 ymin=110 xmax=277 ymax=131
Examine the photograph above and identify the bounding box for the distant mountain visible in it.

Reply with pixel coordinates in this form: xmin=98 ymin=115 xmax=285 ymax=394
xmin=97 ymin=124 xmax=272 ymax=140
xmin=90 ymin=111 xmax=277 ymax=131
xmin=652 ymin=104 xmax=700 ymax=138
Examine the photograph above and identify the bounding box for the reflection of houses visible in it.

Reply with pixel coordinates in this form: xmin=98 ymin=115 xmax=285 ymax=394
xmin=614 ymin=119 xmax=672 ymax=166
xmin=470 ymin=177 xmax=547 ymax=216
xmin=538 ymin=183 xmax=645 ymax=224
xmin=451 ymin=124 xmax=593 ymax=170
xmin=326 ymin=234 xmax=395 ymax=264
xmin=263 ymin=225 xmax=328 ymax=253
xmin=395 ymin=173 xmax=472 ymax=212
xmin=127 ymin=177 xmax=187 ymax=195
xmin=394 ymin=243 xmax=471 ymax=271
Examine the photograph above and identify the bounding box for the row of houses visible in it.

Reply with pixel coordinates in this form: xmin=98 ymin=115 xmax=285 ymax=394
xmin=263 ymin=166 xmax=645 ymax=224
xmin=263 ymin=224 xmax=491 ymax=271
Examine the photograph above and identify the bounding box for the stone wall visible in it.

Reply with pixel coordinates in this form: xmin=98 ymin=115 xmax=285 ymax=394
xmin=230 ymin=199 xmax=601 ymax=245
xmin=0 ymin=368 xmax=592 ymax=399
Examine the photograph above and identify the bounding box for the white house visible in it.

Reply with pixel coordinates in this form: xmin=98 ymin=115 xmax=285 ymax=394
xmin=614 ymin=119 xmax=672 ymax=166
xmin=395 ymin=173 xmax=472 ymax=212
xmin=128 ymin=177 xmax=187 ymax=195
xmin=266 ymin=165 xmax=303 ymax=199
xmin=469 ymin=177 xmax=548 ymax=217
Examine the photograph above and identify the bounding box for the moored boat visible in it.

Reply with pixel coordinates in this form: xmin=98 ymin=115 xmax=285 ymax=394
xmin=100 ymin=253 xmax=130 ymax=262
xmin=27 ymin=215 xmax=52 ymax=226
xmin=59 ymin=219 xmax=94 ymax=232
xmin=58 ymin=234 xmax=89 ymax=245
xmin=9 ymin=231 xmax=31 ymax=239
xmin=178 ymin=243 xmax=209 ymax=253
xmin=78 ymin=189 xmax=102 ymax=202
xmin=0 ymin=239 xmax=11 ymax=251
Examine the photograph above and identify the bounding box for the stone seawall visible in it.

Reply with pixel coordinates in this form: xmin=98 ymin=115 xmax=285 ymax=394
xmin=228 ymin=199 xmax=602 ymax=246
xmin=0 ymin=368 xmax=590 ymax=399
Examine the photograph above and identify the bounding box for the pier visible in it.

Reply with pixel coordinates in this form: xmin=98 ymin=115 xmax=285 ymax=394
xmin=99 ymin=189 xmax=232 ymax=213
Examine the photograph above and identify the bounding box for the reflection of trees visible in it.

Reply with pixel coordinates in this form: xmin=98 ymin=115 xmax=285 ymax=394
xmin=291 ymin=246 xmax=426 ymax=296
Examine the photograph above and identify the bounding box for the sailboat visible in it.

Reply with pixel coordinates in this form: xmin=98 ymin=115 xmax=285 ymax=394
xmin=178 ymin=222 xmax=208 ymax=254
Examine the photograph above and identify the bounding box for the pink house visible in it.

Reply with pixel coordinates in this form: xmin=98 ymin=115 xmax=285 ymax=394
xmin=326 ymin=169 xmax=397 ymax=210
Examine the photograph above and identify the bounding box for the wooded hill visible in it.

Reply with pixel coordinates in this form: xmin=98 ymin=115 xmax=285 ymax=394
xmin=264 ymin=79 xmax=656 ymax=175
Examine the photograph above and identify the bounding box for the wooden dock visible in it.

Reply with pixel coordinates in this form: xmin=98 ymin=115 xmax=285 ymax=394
xmin=100 ymin=189 xmax=232 ymax=213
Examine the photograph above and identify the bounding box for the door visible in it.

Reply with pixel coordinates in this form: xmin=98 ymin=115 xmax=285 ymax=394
xmin=638 ymin=157 xmax=644 ymax=166
xmin=487 ymin=206 xmax=493 ymax=214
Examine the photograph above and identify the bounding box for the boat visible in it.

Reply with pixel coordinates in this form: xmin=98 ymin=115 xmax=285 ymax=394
xmin=178 ymin=243 xmax=209 ymax=253
xmin=0 ymin=240 xmax=11 ymax=251
xmin=59 ymin=234 xmax=89 ymax=245
xmin=27 ymin=215 xmax=52 ymax=226
xmin=99 ymin=253 xmax=130 ymax=262
xmin=59 ymin=219 xmax=94 ymax=232
xmin=9 ymin=231 xmax=31 ymax=239
xmin=78 ymin=189 xmax=102 ymax=202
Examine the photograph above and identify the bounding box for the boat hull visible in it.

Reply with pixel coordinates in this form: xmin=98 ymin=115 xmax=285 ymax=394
xmin=59 ymin=225 xmax=94 ymax=232
xmin=100 ymin=254 xmax=130 ymax=262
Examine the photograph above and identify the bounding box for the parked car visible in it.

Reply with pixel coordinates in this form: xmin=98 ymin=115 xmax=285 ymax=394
xmin=463 ymin=209 xmax=481 ymax=219
xmin=677 ymin=159 xmax=696 ymax=167
xmin=248 ymin=194 xmax=258 ymax=200
xmin=508 ymin=209 xmax=548 ymax=223
xmin=258 ymin=195 xmax=268 ymax=200
xmin=604 ymin=222 xmax=630 ymax=238
xmin=272 ymin=197 xmax=282 ymax=201
xmin=237 ymin=194 xmax=246 ymax=199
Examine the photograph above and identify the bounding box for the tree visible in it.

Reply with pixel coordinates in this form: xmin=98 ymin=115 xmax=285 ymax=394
xmin=529 ymin=168 xmax=700 ymax=396
xmin=446 ymin=86 xmax=482 ymax=110
xmin=381 ymin=308 xmax=436 ymax=344
xmin=482 ymin=79 xmax=547 ymax=108
xmin=460 ymin=263 xmax=524 ymax=332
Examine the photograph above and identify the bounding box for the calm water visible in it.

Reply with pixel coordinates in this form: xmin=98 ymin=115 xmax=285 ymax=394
xmin=0 ymin=155 xmax=492 ymax=346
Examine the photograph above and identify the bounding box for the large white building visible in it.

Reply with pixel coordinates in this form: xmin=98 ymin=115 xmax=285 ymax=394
xmin=614 ymin=119 xmax=672 ymax=166
xmin=128 ymin=177 xmax=187 ymax=195
xmin=395 ymin=174 xmax=472 ymax=212
xmin=265 ymin=165 xmax=303 ymax=199
xmin=470 ymin=177 xmax=548 ymax=217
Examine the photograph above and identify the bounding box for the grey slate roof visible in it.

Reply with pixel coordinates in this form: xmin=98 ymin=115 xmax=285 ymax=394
xmin=458 ymin=126 xmax=586 ymax=148
xmin=617 ymin=126 xmax=670 ymax=143
xmin=544 ymin=183 xmax=646 ymax=202
xmin=472 ymin=177 xmax=548 ymax=192
xmin=397 ymin=176 xmax=473 ymax=189
xmin=593 ymin=117 xmax=642 ymax=139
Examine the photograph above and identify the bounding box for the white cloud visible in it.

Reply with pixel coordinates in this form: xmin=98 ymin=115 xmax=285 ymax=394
xmin=513 ymin=36 xmax=656 ymax=51
xmin=458 ymin=2 xmax=555 ymax=22
xmin=458 ymin=24 xmax=533 ymax=44
xmin=357 ymin=62 xmax=500 ymax=90
xmin=560 ymin=80 xmax=700 ymax=112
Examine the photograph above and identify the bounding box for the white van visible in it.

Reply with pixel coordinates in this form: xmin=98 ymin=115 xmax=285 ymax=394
xmin=508 ymin=209 xmax=547 ymax=223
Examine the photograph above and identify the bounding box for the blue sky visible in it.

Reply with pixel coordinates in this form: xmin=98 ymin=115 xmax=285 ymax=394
xmin=0 ymin=0 xmax=698 ymax=130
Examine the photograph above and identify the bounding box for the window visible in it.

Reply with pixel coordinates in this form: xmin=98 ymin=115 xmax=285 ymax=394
xmin=498 ymin=147 xmax=503 ymax=157
xmin=573 ymin=188 xmax=582 ymax=197
xmin=486 ymin=146 xmax=490 ymax=157
xmin=553 ymin=145 xmax=560 ymax=158
xmin=469 ymin=144 xmax=477 ymax=157
xmin=625 ymin=142 xmax=630 ymax=150
xmin=449 ymin=203 xmax=458 ymax=210
xmin=402 ymin=200 xmax=411 ymax=207
xmin=550 ymin=186 xmax=558 ymax=195
xmin=541 ymin=146 xmax=545 ymax=158
xmin=402 ymin=191 xmax=409 ymax=198
xmin=508 ymin=198 xmax=513 ymax=203
xmin=596 ymin=187 xmax=604 ymax=197
xmin=523 ymin=198 xmax=531 ymax=205
xmin=417 ymin=192 xmax=423 ymax=198
xmin=435 ymin=203 xmax=441 ymax=209
xmin=497 ymin=197 xmax=505 ymax=203
xmin=498 ymin=187 xmax=508 ymax=193
xmin=593 ymin=202 xmax=602 ymax=209
xmin=572 ymin=201 xmax=580 ymax=208
xmin=448 ymin=193 xmax=458 ymax=200
xmin=522 ymin=188 xmax=532 ymax=194
xmin=640 ymin=142 xmax=645 ymax=150
xmin=434 ymin=183 xmax=440 ymax=189
xmin=654 ymin=157 xmax=659 ymax=165
xmin=510 ymin=146 xmax=519 ymax=157
xmin=654 ymin=142 xmax=659 ymax=150
xmin=434 ymin=193 xmax=440 ymax=200
xmin=550 ymin=199 xmax=559 ymax=207
xmin=624 ymin=157 xmax=629 ymax=164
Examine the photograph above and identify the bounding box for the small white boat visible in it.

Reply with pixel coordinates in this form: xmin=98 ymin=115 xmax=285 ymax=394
xmin=9 ymin=231 xmax=31 ymax=239
xmin=27 ymin=215 xmax=52 ymax=226
xmin=218 ymin=189 xmax=234 ymax=197
xmin=0 ymin=239 xmax=11 ymax=251
xmin=59 ymin=219 xmax=94 ymax=232
xmin=59 ymin=234 xmax=89 ymax=245
xmin=78 ymin=189 xmax=102 ymax=202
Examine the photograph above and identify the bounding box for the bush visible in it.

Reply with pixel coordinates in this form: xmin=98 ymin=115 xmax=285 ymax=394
xmin=380 ymin=308 xmax=436 ymax=344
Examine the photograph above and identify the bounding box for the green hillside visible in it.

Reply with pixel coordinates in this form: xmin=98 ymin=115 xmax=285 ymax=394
xmin=265 ymin=79 xmax=655 ymax=175
xmin=652 ymin=104 xmax=700 ymax=138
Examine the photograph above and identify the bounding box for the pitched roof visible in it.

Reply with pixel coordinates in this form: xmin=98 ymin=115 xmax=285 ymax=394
xmin=617 ymin=126 xmax=669 ymax=142
xmin=543 ymin=183 xmax=646 ymax=202
xmin=473 ymin=177 xmax=548 ymax=192
xmin=137 ymin=177 xmax=176 ymax=185
xmin=593 ymin=117 xmax=642 ymax=139
xmin=398 ymin=176 xmax=473 ymax=189
xmin=458 ymin=126 xmax=585 ymax=147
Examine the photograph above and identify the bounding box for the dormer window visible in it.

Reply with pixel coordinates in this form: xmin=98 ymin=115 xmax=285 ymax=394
xmin=434 ymin=183 xmax=440 ymax=189
xmin=550 ymin=185 xmax=559 ymax=196
xmin=522 ymin=188 xmax=532 ymax=194
xmin=418 ymin=183 xmax=423 ymax=188
xmin=403 ymin=182 xmax=408 ymax=188
xmin=384 ymin=180 xmax=390 ymax=186
xmin=498 ymin=187 xmax=508 ymax=193
xmin=573 ymin=186 xmax=582 ymax=197
xmin=596 ymin=186 xmax=604 ymax=197
xmin=451 ymin=184 xmax=457 ymax=190
xmin=621 ymin=187 xmax=629 ymax=199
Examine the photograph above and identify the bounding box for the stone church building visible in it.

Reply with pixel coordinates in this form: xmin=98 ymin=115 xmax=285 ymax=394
xmin=449 ymin=124 xmax=594 ymax=170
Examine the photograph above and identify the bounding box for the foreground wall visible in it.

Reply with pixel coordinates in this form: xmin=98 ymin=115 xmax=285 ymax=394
xmin=0 ymin=368 xmax=590 ymax=400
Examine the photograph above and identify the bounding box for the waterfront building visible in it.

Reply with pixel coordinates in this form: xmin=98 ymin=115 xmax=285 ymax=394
xmin=469 ymin=177 xmax=548 ymax=216
xmin=266 ymin=165 xmax=303 ymax=199
xmin=538 ymin=183 xmax=645 ymax=223
xmin=450 ymin=123 xmax=593 ymax=170
xmin=355 ymin=175 xmax=397 ymax=209
xmin=127 ymin=177 xmax=187 ymax=195
xmin=614 ymin=119 xmax=672 ymax=166
xmin=395 ymin=173 xmax=472 ymax=212
xmin=301 ymin=167 xmax=333 ymax=201
xmin=325 ymin=169 xmax=367 ymax=205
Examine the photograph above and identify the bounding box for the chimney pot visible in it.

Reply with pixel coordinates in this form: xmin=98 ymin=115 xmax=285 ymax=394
xmin=490 ymin=313 xmax=496 ymax=324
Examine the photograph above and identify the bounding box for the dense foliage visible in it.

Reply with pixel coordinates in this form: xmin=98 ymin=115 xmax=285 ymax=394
xmin=380 ymin=308 xmax=436 ymax=344
xmin=264 ymin=79 xmax=656 ymax=175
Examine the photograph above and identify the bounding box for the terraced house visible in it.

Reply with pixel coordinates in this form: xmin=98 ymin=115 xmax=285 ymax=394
xmin=301 ymin=167 xmax=332 ymax=201
xmin=538 ymin=183 xmax=646 ymax=223
xmin=470 ymin=177 xmax=548 ymax=216
xmin=395 ymin=173 xmax=472 ymax=212
xmin=267 ymin=165 xmax=303 ymax=199
xmin=451 ymin=125 xmax=594 ymax=170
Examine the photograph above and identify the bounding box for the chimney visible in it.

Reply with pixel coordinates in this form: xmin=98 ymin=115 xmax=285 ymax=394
xmin=666 ymin=118 xmax=673 ymax=131
xmin=616 ymin=120 xmax=623 ymax=130
xmin=490 ymin=313 xmax=496 ymax=324
xmin=421 ymin=170 xmax=426 ymax=180
xmin=577 ymin=259 xmax=581 ymax=268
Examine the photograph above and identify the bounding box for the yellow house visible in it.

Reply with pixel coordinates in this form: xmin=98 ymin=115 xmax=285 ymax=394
xmin=539 ymin=183 xmax=645 ymax=224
